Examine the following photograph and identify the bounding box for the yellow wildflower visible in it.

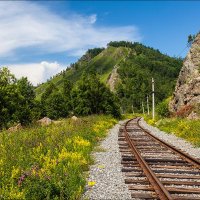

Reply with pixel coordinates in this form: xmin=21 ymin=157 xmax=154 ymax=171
xmin=11 ymin=167 xmax=20 ymax=179
xmin=73 ymin=136 xmax=90 ymax=147
xmin=98 ymin=165 xmax=105 ymax=169
xmin=88 ymin=181 xmax=96 ymax=187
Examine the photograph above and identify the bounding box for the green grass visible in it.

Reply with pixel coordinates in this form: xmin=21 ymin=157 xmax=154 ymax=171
xmin=142 ymin=114 xmax=200 ymax=147
xmin=0 ymin=115 xmax=117 ymax=199
xmin=155 ymin=118 xmax=200 ymax=147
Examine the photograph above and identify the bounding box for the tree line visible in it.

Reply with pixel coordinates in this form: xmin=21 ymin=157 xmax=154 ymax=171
xmin=0 ymin=67 xmax=120 ymax=129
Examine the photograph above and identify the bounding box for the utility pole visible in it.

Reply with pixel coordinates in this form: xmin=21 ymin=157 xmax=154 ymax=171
xmin=147 ymin=95 xmax=150 ymax=115
xmin=131 ymin=104 xmax=134 ymax=115
xmin=152 ymin=78 xmax=155 ymax=120
xmin=142 ymin=101 xmax=144 ymax=114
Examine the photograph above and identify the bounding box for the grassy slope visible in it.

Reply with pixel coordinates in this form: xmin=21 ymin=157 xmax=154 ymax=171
xmin=143 ymin=114 xmax=200 ymax=147
xmin=156 ymin=118 xmax=200 ymax=147
xmin=0 ymin=115 xmax=117 ymax=199
xmin=35 ymin=46 xmax=132 ymax=99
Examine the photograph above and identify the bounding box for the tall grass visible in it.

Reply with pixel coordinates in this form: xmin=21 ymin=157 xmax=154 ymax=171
xmin=142 ymin=114 xmax=200 ymax=147
xmin=156 ymin=118 xmax=200 ymax=147
xmin=0 ymin=115 xmax=117 ymax=199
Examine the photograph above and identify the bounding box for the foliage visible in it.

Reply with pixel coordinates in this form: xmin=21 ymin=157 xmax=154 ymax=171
xmin=115 ymin=42 xmax=182 ymax=113
xmin=34 ymin=46 xmax=132 ymax=99
xmin=35 ymin=43 xmax=182 ymax=115
xmin=142 ymin=111 xmax=200 ymax=147
xmin=71 ymin=73 xmax=121 ymax=118
xmin=45 ymin=91 xmax=68 ymax=119
xmin=156 ymin=97 xmax=171 ymax=117
xmin=187 ymin=31 xmax=200 ymax=47
xmin=0 ymin=115 xmax=117 ymax=199
xmin=14 ymin=77 xmax=37 ymax=125
xmin=79 ymin=48 xmax=105 ymax=62
xmin=0 ymin=68 xmax=41 ymax=128
xmin=0 ymin=68 xmax=18 ymax=128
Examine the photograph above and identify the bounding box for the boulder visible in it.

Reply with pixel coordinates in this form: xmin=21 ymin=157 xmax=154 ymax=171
xmin=37 ymin=117 xmax=52 ymax=126
xmin=71 ymin=116 xmax=78 ymax=121
xmin=8 ymin=123 xmax=22 ymax=132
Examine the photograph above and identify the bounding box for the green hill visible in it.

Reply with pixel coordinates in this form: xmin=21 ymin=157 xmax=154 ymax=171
xmin=35 ymin=46 xmax=132 ymax=99
xmin=36 ymin=41 xmax=183 ymax=112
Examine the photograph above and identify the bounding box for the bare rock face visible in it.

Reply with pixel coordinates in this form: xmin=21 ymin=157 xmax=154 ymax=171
xmin=107 ymin=65 xmax=120 ymax=92
xmin=37 ymin=117 xmax=52 ymax=126
xmin=169 ymin=33 xmax=200 ymax=115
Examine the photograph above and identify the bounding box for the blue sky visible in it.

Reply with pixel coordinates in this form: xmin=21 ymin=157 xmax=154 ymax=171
xmin=0 ymin=1 xmax=200 ymax=85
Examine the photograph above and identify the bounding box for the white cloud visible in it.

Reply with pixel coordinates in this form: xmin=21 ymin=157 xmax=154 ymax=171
xmin=8 ymin=61 xmax=65 ymax=86
xmin=0 ymin=1 xmax=141 ymax=57
xmin=89 ymin=14 xmax=97 ymax=24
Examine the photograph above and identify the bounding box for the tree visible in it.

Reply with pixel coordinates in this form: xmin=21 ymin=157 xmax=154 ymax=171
xmin=0 ymin=68 xmax=19 ymax=128
xmin=41 ymin=82 xmax=58 ymax=116
xmin=45 ymin=91 xmax=68 ymax=119
xmin=63 ymin=73 xmax=72 ymax=112
xmin=14 ymin=77 xmax=39 ymax=125
xmin=71 ymin=73 xmax=121 ymax=117
xmin=187 ymin=34 xmax=196 ymax=47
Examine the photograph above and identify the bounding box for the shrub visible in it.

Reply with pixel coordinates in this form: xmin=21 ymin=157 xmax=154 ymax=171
xmin=156 ymin=98 xmax=170 ymax=117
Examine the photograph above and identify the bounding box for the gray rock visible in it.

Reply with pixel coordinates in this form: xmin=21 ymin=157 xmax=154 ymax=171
xmin=37 ymin=117 xmax=52 ymax=126
xmin=170 ymin=33 xmax=200 ymax=114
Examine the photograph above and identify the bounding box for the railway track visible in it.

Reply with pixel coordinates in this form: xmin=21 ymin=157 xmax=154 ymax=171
xmin=118 ymin=117 xmax=200 ymax=200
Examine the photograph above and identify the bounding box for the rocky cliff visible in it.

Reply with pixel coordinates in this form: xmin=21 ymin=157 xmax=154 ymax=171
xmin=170 ymin=33 xmax=200 ymax=116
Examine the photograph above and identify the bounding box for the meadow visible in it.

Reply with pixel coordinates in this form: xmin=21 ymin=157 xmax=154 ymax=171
xmin=0 ymin=115 xmax=117 ymax=199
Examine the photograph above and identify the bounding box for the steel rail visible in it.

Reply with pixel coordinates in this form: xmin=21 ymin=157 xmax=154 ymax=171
xmin=137 ymin=118 xmax=200 ymax=169
xmin=124 ymin=118 xmax=173 ymax=200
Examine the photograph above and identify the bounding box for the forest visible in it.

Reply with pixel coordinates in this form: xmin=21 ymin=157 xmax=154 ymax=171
xmin=0 ymin=41 xmax=183 ymax=129
xmin=0 ymin=67 xmax=120 ymax=129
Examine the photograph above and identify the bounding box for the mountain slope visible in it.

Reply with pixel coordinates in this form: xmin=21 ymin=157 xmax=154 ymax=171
xmin=35 ymin=46 xmax=133 ymax=99
xmin=36 ymin=42 xmax=183 ymax=112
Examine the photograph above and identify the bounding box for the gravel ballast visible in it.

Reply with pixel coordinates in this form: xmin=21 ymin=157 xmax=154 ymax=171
xmin=139 ymin=118 xmax=200 ymax=159
xmin=82 ymin=121 xmax=132 ymax=200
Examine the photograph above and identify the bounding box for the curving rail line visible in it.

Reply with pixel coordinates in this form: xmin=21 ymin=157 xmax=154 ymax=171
xmin=119 ymin=117 xmax=200 ymax=200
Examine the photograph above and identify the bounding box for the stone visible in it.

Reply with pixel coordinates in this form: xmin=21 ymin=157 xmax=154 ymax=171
xmin=71 ymin=116 xmax=78 ymax=121
xmin=8 ymin=123 xmax=22 ymax=132
xmin=187 ymin=111 xmax=199 ymax=120
xmin=169 ymin=33 xmax=200 ymax=113
xmin=37 ymin=117 xmax=52 ymax=126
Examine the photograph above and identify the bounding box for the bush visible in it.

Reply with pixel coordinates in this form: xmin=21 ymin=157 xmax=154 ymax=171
xmin=156 ymin=98 xmax=170 ymax=117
